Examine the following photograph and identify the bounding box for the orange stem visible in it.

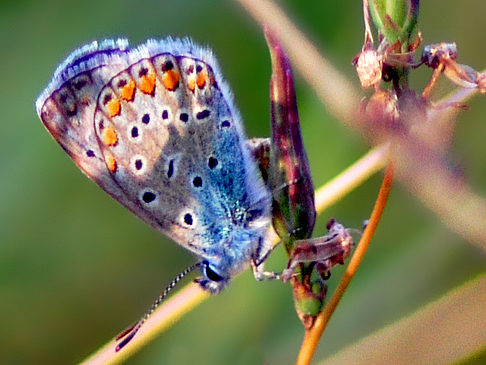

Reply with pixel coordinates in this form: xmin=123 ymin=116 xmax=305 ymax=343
xmin=296 ymin=164 xmax=395 ymax=365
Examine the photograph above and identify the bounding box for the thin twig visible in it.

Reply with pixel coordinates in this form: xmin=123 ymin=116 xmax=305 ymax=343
xmin=314 ymin=143 xmax=389 ymax=212
xmin=296 ymin=164 xmax=395 ymax=365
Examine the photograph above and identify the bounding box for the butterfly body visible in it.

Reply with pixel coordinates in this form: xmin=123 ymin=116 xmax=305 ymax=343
xmin=36 ymin=38 xmax=272 ymax=292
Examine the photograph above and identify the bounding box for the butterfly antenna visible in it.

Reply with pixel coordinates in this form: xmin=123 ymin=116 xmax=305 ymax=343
xmin=115 ymin=262 xmax=203 ymax=351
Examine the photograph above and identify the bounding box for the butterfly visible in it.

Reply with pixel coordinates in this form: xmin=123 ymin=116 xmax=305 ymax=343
xmin=36 ymin=38 xmax=277 ymax=347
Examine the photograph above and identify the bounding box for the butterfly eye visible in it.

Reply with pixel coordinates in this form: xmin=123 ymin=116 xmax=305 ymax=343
xmin=204 ymin=264 xmax=224 ymax=282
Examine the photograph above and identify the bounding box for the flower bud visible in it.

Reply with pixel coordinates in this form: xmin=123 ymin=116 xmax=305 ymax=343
xmin=265 ymin=28 xmax=316 ymax=247
xmin=369 ymin=0 xmax=420 ymax=43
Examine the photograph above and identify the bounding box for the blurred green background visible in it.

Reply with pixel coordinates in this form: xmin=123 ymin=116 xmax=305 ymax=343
xmin=1 ymin=0 xmax=485 ymax=364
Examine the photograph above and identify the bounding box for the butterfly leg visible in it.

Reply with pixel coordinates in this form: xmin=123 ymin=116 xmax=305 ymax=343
xmin=251 ymin=237 xmax=282 ymax=281
xmin=251 ymin=259 xmax=281 ymax=281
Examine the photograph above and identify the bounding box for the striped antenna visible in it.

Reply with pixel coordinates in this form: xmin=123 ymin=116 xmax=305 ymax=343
xmin=115 ymin=261 xmax=203 ymax=351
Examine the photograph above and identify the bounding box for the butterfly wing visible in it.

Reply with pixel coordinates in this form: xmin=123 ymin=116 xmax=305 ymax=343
xmin=36 ymin=38 xmax=271 ymax=262
xmin=36 ymin=40 xmax=142 ymax=215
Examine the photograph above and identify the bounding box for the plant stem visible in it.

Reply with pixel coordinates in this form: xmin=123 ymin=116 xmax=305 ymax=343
xmin=314 ymin=143 xmax=389 ymax=212
xmin=296 ymin=164 xmax=395 ymax=365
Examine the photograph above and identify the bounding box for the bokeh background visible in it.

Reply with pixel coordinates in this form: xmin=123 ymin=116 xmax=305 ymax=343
xmin=1 ymin=0 xmax=485 ymax=364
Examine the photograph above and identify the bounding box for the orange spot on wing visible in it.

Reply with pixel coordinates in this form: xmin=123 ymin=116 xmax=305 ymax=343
xmin=188 ymin=77 xmax=196 ymax=92
xmin=103 ymin=125 xmax=118 ymax=146
xmin=106 ymin=154 xmax=117 ymax=172
xmin=139 ymin=72 xmax=156 ymax=94
xmin=197 ymin=68 xmax=208 ymax=89
xmin=106 ymin=98 xmax=121 ymax=117
xmin=163 ymin=69 xmax=180 ymax=91
xmin=120 ymin=80 xmax=136 ymax=101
